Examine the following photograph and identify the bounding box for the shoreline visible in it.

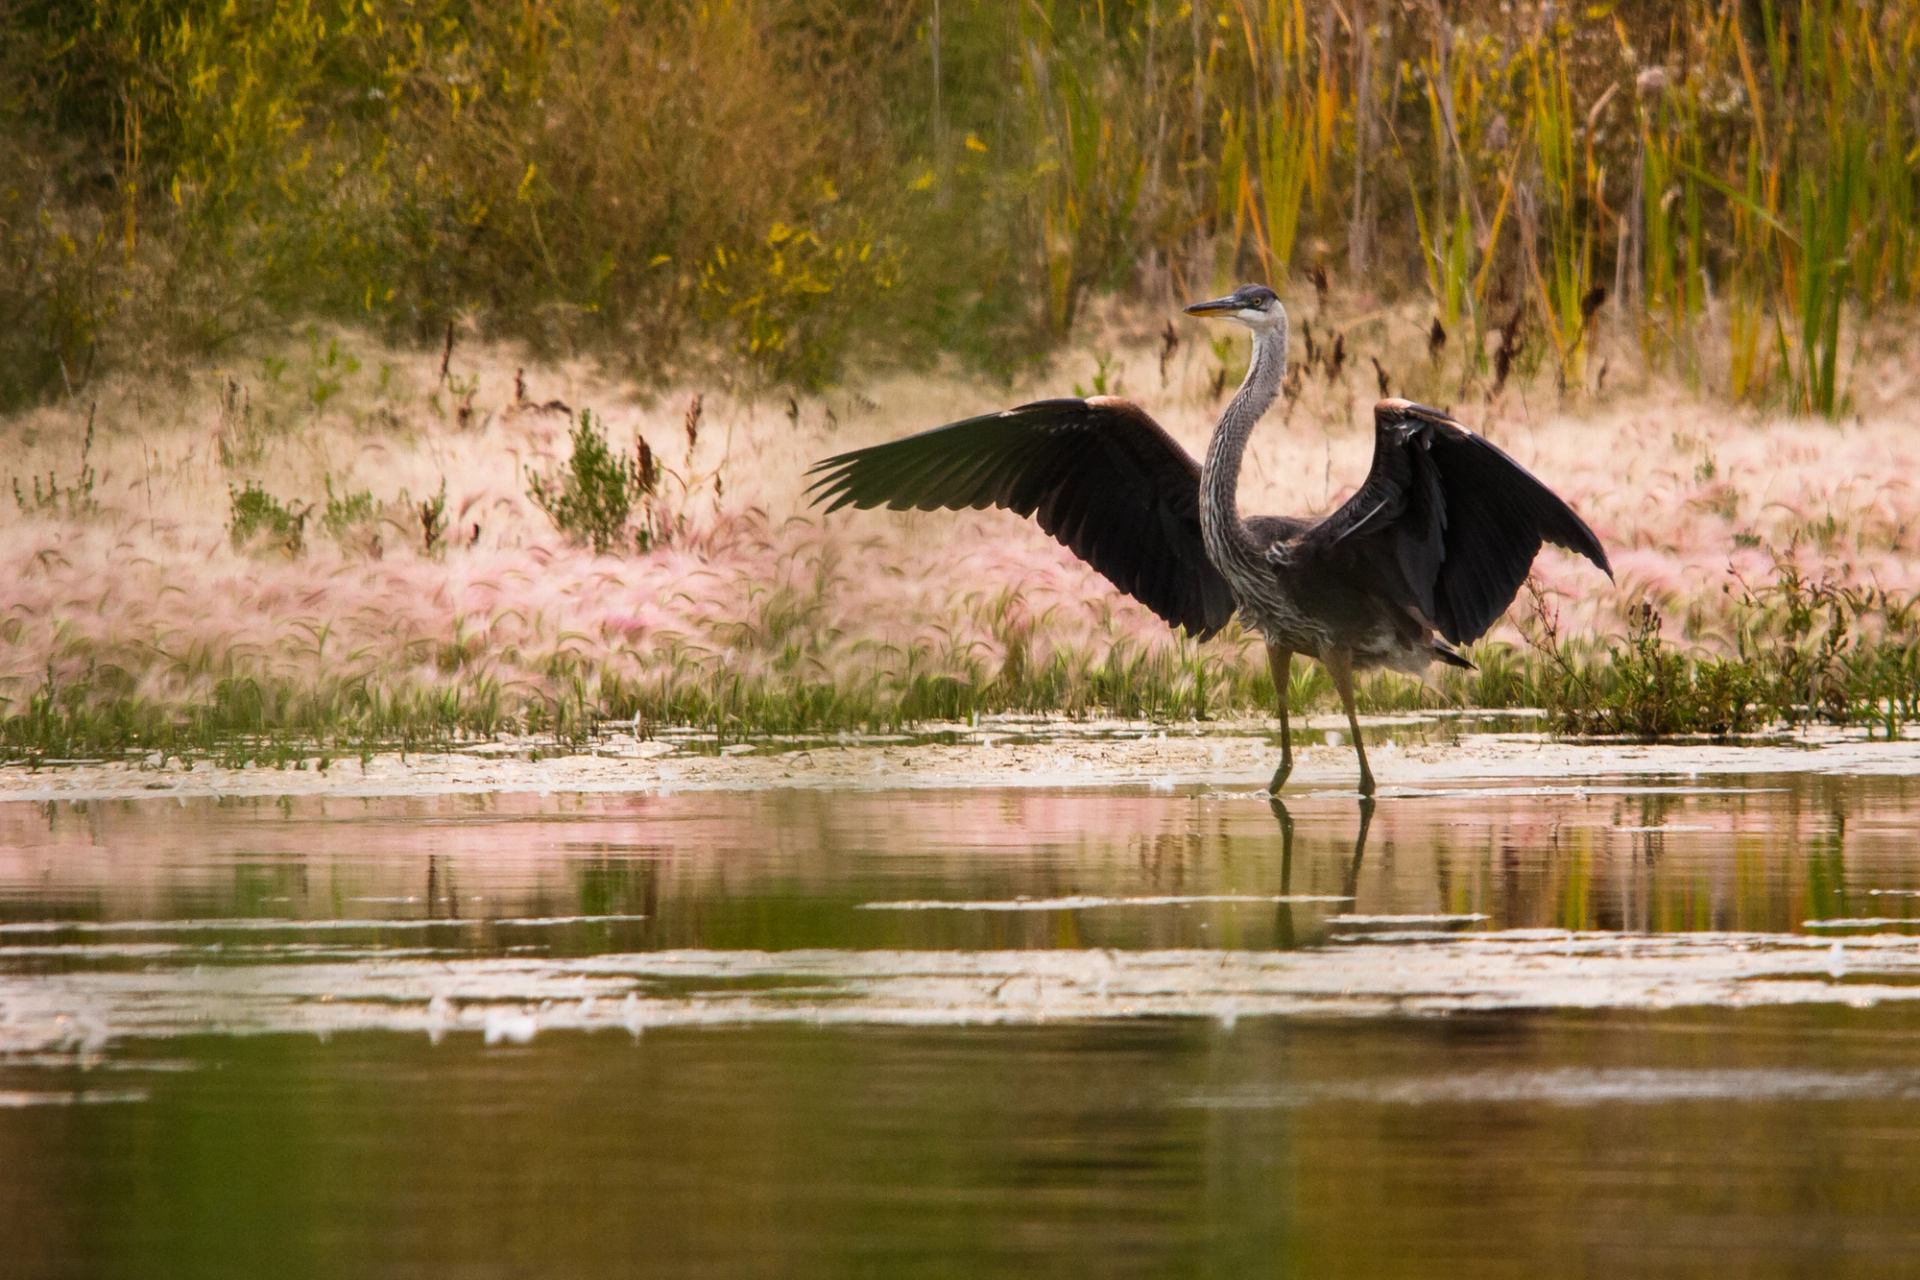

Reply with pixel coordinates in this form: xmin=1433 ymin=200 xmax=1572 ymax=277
xmin=3 ymin=717 xmax=1917 ymax=805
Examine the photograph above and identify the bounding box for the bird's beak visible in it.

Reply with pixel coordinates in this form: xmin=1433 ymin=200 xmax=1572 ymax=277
xmin=1183 ymin=294 xmax=1240 ymax=317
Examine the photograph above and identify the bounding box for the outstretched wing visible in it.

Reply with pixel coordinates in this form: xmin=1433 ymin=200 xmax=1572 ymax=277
xmin=808 ymin=397 xmax=1235 ymax=639
xmin=1304 ymin=399 xmax=1611 ymax=645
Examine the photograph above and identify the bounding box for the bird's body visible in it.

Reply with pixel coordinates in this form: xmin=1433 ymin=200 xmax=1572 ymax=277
xmin=1229 ymin=519 xmax=1439 ymax=677
xmin=1188 ymin=316 xmax=1454 ymax=678
xmin=809 ymin=283 xmax=1611 ymax=793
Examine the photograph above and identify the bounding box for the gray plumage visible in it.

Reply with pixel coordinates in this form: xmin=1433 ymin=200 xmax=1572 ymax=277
xmin=808 ymin=282 xmax=1612 ymax=794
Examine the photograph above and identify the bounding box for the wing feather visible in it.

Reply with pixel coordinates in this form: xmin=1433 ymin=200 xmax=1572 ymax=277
xmin=808 ymin=398 xmax=1235 ymax=638
xmin=1308 ymin=400 xmax=1611 ymax=645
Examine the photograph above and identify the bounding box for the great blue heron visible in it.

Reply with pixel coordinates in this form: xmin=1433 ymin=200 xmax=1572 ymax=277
xmin=808 ymin=283 xmax=1612 ymax=794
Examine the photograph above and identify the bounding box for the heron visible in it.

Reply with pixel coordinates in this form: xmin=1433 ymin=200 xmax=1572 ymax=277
xmin=808 ymin=283 xmax=1611 ymax=794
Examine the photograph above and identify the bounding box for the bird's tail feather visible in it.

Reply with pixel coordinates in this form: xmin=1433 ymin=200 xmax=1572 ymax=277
xmin=1431 ymin=639 xmax=1476 ymax=671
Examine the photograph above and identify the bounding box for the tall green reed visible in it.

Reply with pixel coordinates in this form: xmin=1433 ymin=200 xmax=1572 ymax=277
xmin=6 ymin=0 xmax=1920 ymax=410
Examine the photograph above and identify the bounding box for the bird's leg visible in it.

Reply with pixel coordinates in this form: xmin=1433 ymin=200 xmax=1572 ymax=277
xmin=1346 ymin=795 xmax=1376 ymax=899
xmin=1324 ymin=648 xmax=1376 ymax=796
xmin=1268 ymin=795 xmax=1297 ymax=949
xmin=1266 ymin=644 xmax=1294 ymax=793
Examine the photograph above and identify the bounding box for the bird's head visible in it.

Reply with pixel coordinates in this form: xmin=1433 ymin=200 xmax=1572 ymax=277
xmin=1184 ymin=283 xmax=1284 ymax=331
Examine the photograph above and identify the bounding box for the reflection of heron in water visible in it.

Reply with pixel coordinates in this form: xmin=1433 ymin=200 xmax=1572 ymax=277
xmin=1271 ymin=796 xmax=1374 ymax=950
xmin=810 ymin=284 xmax=1611 ymax=795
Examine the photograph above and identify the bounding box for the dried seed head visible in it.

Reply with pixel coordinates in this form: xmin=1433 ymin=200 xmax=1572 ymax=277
xmin=1580 ymin=286 xmax=1608 ymax=326
xmin=637 ymin=437 xmax=659 ymax=495
xmin=685 ymin=394 xmax=704 ymax=453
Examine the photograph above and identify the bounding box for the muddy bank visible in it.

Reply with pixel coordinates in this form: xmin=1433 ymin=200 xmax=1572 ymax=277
xmin=4 ymin=717 xmax=1918 ymax=804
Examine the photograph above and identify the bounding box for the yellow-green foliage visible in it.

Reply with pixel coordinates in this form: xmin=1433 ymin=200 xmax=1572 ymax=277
xmin=3 ymin=0 xmax=1919 ymax=411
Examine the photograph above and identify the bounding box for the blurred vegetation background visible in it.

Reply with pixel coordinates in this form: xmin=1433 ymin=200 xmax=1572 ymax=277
xmin=3 ymin=0 xmax=1917 ymax=412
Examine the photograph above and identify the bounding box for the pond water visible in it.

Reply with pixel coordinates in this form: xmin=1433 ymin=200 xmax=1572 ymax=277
xmin=6 ymin=772 xmax=1920 ymax=1276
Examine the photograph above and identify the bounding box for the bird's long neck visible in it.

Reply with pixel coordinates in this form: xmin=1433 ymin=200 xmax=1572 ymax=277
xmin=1200 ymin=315 xmax=1288 ymax=569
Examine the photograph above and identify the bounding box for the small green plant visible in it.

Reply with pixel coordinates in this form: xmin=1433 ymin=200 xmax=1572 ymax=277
xmin=321 ymin=478 xmax=385 ymax=555
xmin=215 ymin=378 xmax=276 ymax=470
xmin=305 ymin=334 xmax=362 ymax=411
xmin=1072 ymin=351 xmax=1119 ymax=398
xmin=228 ymin=483 xmax=306 ymax=555
xmin=526 ymin=409 xmax=639 ymax=554
xmin=321 ymin=479 xmax=376 ymax=539
xmin=418 ymin=480 xmax=448 ymax=554
xmin=13 ymin=403 xmax=98 ymax=517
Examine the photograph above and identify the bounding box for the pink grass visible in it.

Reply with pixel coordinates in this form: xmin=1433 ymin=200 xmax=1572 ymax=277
xmin=4 ymin=325 xmax=1919 ymax=731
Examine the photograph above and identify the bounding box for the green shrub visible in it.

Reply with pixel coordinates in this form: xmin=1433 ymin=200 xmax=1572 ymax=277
xmin=526 ymin=410 xmax=639 ymax=554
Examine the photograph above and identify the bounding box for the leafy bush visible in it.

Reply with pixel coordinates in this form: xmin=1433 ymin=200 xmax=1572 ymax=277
xmin=527 ymin=410 xmax=640 ymax=554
